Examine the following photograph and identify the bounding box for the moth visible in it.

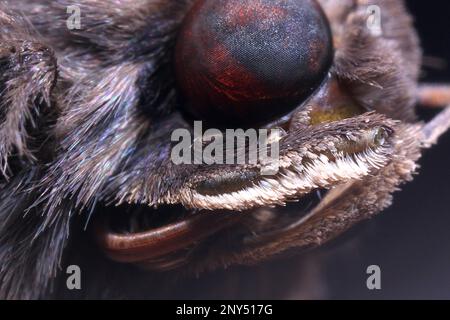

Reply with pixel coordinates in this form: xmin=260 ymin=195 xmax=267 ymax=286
xmin=0 ymin=0 xmax=449 ymax=299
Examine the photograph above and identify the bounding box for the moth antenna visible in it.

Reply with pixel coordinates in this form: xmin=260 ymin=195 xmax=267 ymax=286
xmin=422 ymin=106 xmax=450 ymax=146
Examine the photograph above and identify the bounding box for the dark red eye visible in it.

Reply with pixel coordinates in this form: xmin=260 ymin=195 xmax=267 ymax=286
xmin=175 ymin=0 xmax=333 ymax=127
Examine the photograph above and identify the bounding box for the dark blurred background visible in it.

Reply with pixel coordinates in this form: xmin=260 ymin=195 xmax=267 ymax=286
xmin=321 ymin=0 xmax=450 ymax=299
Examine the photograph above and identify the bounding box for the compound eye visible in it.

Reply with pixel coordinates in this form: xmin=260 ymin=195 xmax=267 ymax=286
xmin=175 ymin=0 xmax=333 ymax=127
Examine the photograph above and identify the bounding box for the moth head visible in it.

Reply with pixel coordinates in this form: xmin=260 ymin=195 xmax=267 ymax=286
xmin=7 ymin=0 xmax=450 ymax=301
xmin=91 ymin=0 xmax=424 ymax=271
